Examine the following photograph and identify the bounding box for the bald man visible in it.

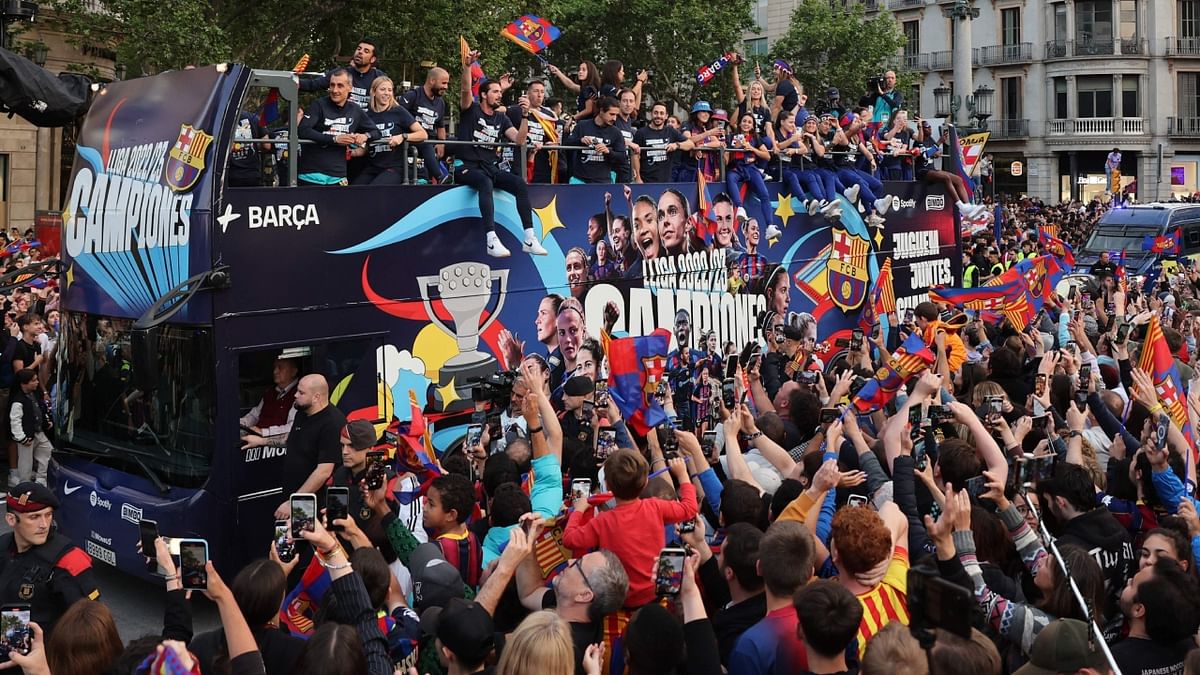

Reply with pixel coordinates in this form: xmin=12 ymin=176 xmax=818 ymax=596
xmin=273 ymin=374 xmax=347 ymax=519
xmin=402 ymin=67 xmax=451 ymax=183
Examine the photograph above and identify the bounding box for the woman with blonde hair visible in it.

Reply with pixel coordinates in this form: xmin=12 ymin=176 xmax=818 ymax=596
xmin=497 ymin=610 xmax=603 ymax=675
xmin=352 ymin=75 xmax=427 ymax=185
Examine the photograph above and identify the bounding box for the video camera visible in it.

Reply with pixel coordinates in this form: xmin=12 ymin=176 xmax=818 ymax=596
xmin=469 ymin=369 xmax=517 ymax=412
xmin=867 ymin=74 xmax=885 ymax=93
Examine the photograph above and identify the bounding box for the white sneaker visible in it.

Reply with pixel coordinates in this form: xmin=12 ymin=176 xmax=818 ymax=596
xmin=824 ymin=206 xmax=843 ymax=222
xmin=956 ymin=201 xmax=976 ymax=216
xmin=486 ymin=231 xmax=511 ymax=258
xmin=874 ymin=197 xmax=891 ymax=215
xmin=765 ymin=223 xmax=783 ymax=239
xmin=522 ymin=230 xmax=548 ymax=256
xmin=806 ymin=200 xmax=820 ymax=216
xmin=971 ymin=203 xmax=989 ymax=218
xmin=820 ymin=200 xmax=841 ymax=216
xmin=868 ymin=212 xmax=885 ymax=227
xmin=736 ymin=206 xmax=749 ymax=225
xmin=844 ymin=184 xmax=860 ymax=203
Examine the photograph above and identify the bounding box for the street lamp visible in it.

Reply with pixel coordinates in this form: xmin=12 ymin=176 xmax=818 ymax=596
xmin=30 ymin=41 xmax=47 ymax=66
xmin=0 ymin=1 xmax=37 ymax=50
xmin=972 ymin=85 xmax=994 ymax=121
xmin=934 ymin=85 xmax=952 ymax=118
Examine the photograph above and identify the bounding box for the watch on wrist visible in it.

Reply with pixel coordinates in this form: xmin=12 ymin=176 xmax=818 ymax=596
xmin=1067 ymin=430 xmax=1083 ymax=439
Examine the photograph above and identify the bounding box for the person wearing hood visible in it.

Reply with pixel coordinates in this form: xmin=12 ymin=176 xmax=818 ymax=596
xmin=1036 ymin=462 xmax=1135 ymax=629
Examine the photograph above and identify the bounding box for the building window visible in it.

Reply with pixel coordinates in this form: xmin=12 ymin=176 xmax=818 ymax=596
xmin=1179 ymin=72 xmax=1200 ymax=117
xmin=1001 ymin=77 xmax=1022 ymax=119
xmin=752 ymin=0 xmax=768 ymax=29
xmin=1054 ymin=3 xmax=1069 ymax=42
xmin=904 ymin=20 xmax=920 ymax=55
xmin=1183 ymin=0 xmax=1199 ymax=39
xmin=744 ymin=38 xmax=769 ymax=58
xmin=1077 ymin=75 xmax=1113 ymax=117
xmin=1120 ymin=0 xmax=1138 ymax=39
xmin=1122 ymin=76 xmax=1139 ymax=116
xmin=1076 ymin=0 xmax=1114 ymax=44
xmin=1002 ymin=8 xmax=1021 ymax=45
xmin=910 ymin=84 xmax=921 ymax=117
xmin=1054 ymin=77 xmax=1068 ymax=118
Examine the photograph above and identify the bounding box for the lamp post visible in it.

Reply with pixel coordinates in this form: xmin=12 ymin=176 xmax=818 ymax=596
xmin=0 ymin=1 xmax=38 ymax=51
xmin=30 ymin=41 xmax=47 ymax=66
xmin=943 ymin=0 xmax=979 ymax=128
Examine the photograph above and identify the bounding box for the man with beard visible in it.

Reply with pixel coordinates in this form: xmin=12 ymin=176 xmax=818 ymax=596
xmin=566 ymin=97 xmax=627 ymax=184
xmin=612 ymin=88 xmax=641 ymax=183
xmin=402 ymin=67 xmax=451 ymax=184
xmin=1112 ymin=557 xmax=1200 ymax=674
xmin=505 ymin=79 xmax=560 ymax=183
xmin=273 ymin=374 xmax=347 ymax=519
xmin=296 ymin=69 xmax=380 ymax=186
xmin=633 ymin=102 xmax=690 ymax=183
xmin=300 ymin=38 xmax=385 ymax=110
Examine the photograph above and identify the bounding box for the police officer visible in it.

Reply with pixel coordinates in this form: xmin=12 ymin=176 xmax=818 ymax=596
xmin=0 ymin=483 xmax=99 ymax=637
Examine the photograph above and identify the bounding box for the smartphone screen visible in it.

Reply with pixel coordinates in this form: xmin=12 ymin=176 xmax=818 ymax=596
xmin=654 ymin=547 xmax=687 ymax=596
xmin=820 ymin=407 xmax=841 ymax=424
xmin=0 ymin=605 xmax=31 ymax=658
xmin=1156 ymin=414 xmax=1171 ymax=449
xmin=701 ymin=430 xmax=717 ymax=454
xmin=1034 ymin=374 xmax=1047 ymax=397
xmin=965 ymin=476 xmax=986 ymax=498
xmin=850 ymin=328 xmax=864 ymax=350
xmin=1115 ymin=323 xmax=1130 ymax=343
xmin=582 ymin=400 xmax=595 ymax=420
xmin=848 ymin=494 xmax=869 ymax=507
xmin=987 ymin=396 xmax=1003 ymax=415
xmin=178 ymin=539 xmax=209 ymax=591
xmin=274 ymin=520 xmax=297 ymax=563
xmin=326 ymin=487 xmax=350 ymax=531
xmin=595 ymin=381 xmax=609 ymax=407
xmin=721 ymin=378 xmax=736 ymax=409
xmin=596 ymin=429 xmax=617 ymax=460
xmin=1078 ymin=363 xmax=1092 ymax=388
xmin=138 ymin=519 xmax=159 ymax=556
xmin=908 ymin=405 xmax=922 ymax=428
xmin=465 ymin=424 xmax=483 ymax=449
xmin=290 ymin=493 xmax=317 ymax=539
xmin=365 ymin=451 xmax=387 ymax=490
xmin=725 ymin=359 xmax=738 ymax=380
xmin=571 ymin=479 xmax=592 ymax=501
xmin=913 ymin=441 xmax=928 ymax=471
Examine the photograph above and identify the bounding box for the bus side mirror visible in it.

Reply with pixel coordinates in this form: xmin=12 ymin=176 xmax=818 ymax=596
xmin=131 ymin=326 xmax=159 ymax=392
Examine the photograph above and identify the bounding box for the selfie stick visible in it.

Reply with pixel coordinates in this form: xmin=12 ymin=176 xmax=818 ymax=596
xmin=1023 ymin=493 xmax=1123 ymax=675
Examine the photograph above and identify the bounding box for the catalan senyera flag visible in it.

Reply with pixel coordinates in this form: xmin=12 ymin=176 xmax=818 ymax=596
xmin=528 ymin=107 xmax=561 ymax=183
xmin=852 ymin=333 xmax=936 ymax=413
xmin=1138 ymin=316 xmax=1198 ymax=461
xmin=501 ymin=15 xmax=562 ymax=54
xmin=859 ymin=257 xmax=895 ymax=334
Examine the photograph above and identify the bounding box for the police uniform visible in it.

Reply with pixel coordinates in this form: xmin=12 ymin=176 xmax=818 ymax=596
xmin=0 ymin=484 xmax=99 ymax=637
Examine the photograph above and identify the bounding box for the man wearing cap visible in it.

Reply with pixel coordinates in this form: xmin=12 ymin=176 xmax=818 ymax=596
xmin=240 ymin=356 xmax=300 ymax=451
xmin=273 ymin=374 xmax=347 ymax=520
xmin=1013 ymin=618 xmax=1112 ymax=675
xmin=421 ymin=597 xmax=495 ymax=675
xmin=331 ymin=419 xmax=424 ymax=552
xmin=866 ymin=71 xmax=903 ymax=127
xmin=0 ymin=483 xmax=99 ymax=636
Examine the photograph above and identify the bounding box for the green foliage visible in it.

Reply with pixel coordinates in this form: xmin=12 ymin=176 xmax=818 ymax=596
xmin=766 ymin=0 xmax=908 ymax=107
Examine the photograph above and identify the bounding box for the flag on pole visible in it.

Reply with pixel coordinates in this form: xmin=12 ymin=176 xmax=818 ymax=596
xmin=607 ymin=329 xmax=672 ymax=434
xmin=501 ymin=15 xmax=562 ymax=54
xmin=852 ymin=333 xmax=936 ymax=413
xmin=858 ymin=257 xmax=895 ymax=334
xmin=1143 ymin=227 xmax=1182 ymax=255
xmin=1037 ymin=226 xmax=1076 ymax=270
xmin=945 ymin=125 xmax=975 ymax=203
xmin=1138 ymin=315 xmax=1199 ymax=463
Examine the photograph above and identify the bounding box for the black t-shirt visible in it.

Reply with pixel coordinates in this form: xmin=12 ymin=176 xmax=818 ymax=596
xmin=503 ymin=105 xmax=558 ymax=180
xmin=298 ymin=67 xmax=386 ymax=110
xmin=738 ymin=100 xmax=772 ymax=135
xmin=296 ymin=97 xmax=378 ymax=178
xmin=229 ymin=112 xmax=268 ymax=186
xmin=541 ymin=593 xmax=602 ymax=675
xmin=775 ymin=80 xmax=799 ymax=119
xmin=613 ymin=116 xmax=636 ymax=183
xmin=633 ymin=124 xmax=685 ymax=183
xmin=566 ymin=118 xmax=627 ymax=184
xmin=283 ymin=404 xmax=346 ymax=497
xmin=366 ymin=106 xmax=418 ymax=169
xmin=456 ymin=101 xmax=513 ymax=167
xmin=401 ymin=87 xmax=448 ymax=135
xmin=1111 ymin=637 xmax=1188 ymax=675
xmin=575 ymin=85 xmax=598 ymax=114
xmin=12 ymin=339 xmax=39 ymax=371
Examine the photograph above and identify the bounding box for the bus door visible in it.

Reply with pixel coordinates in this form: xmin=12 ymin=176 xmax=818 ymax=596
xmin=229 ymin=335 xmax=385 ymax=567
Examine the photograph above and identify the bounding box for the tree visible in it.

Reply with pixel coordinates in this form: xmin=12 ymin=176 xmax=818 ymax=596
xmin=766 ymin=0 xmax=908 ymax=110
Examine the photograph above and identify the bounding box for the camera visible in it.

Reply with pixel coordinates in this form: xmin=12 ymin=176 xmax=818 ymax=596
xmin=469 ymin=370 xmax=517 ymax=411
xmin=867 ymin=74 xmax=884 ymax=92
xmin=365 ymin=450 xmax=387 ymax=490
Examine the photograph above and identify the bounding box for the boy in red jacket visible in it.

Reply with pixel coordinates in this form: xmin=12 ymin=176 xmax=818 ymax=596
xmin=562 ymin=448 xmax=698 ymax=607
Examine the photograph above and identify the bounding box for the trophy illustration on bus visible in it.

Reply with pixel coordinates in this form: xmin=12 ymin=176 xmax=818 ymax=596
xmin=418 ymin=262 xmax=509 ymax=410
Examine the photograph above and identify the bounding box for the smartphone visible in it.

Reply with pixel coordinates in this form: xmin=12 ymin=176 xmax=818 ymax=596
xmin=0 ymin=605 xmax=31 ymax=658
xmin=660 ymin=426 xmax=680 ymax=459
xmin=178 ymin=539 xmax=209 ymax=591
xmin=274 ymin=520 xmax=297 ymax=563
xmin=850 ymin=328 xmax=864 ymax=351
xmin=908 ymin=405 xmax=923 ymax=428
xmin=848 ymin=494 xmax=869 ymax=508
xmin=913 ymin=441 xmax=928 ymax=471
xmin=1068 ymin=286 xmax=1078 ymax=300
xmin=365 ymin=450 xmax=387 ymax=490
xmin=571 ymin=478 xmax=592 ymax=501
xmin=701 ymin=430 xmax=717 ymax=455
xmin=654 ymin=547 xmax=687 ymax=596
xmin=290 ymin=493 xmax=317 ymax=539
xmin=465 ymin=423 xmax=483 ymax=449
xmin=986 ymin=395 xmax=1003 ymax=416
xmin=1155 ymin=414 xmax=1171 ymax=449
xmin=820 ymin=407 xmax=841 ymax=424
xmin=678 ymin=517 xmax=697 ymax=534
xmin=138 ymin=519 xmax=159 ymax=557
xmin=1034 ymin=373 xmax=1047 ymax=398
xmin=907 ymin=568 xmax=974 ymax=639
xmin=1065 ymin=341 xmax=1078 ymax=357
xmin=722 ymin=378 xmax=736 ymax=409
xmin=928 ymin=405 xmax=952 ymax=423
xmin=596 ymin=429 xmax=617 ymax=460
xmin=595 ymin=381 xmax=609 ymax=407
xmin=1074 ymin=389 xmax=1089 ymax=410
xmin=1114 ymin=323 xmax=1130 ymax=344
xmin=326 ymin=486 xmax=350 ymax=531
xmin=962 ymin=475 xmax=985 ymax=498
xmin=1030 ymin=454 xmax=1056 ymax=483
xmin=582 ymin=400 xmax=595 ymax=421
xmin=849 ymin=376 xmax=868 ymax=397
xmin=725 ymin=358 xmax=738 ymax=380
xmin=1078 ymin=363 xmax=1092 ymax=388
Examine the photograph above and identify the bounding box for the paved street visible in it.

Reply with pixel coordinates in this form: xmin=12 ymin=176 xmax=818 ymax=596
xmin=0 ymin=505 xmax=221 ymax=642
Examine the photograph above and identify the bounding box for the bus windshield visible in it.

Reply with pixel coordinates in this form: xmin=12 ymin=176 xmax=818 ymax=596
xmin=58 ymin=312 xmax=216 ymax=489
xmin=1083 ymin=228 xmax=1158 ymax=253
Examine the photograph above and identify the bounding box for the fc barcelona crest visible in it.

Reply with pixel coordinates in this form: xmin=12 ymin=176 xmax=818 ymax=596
xmin=827 ymin=228 xmax=870 ymax=312
xmin=164 ymin=124 xmax=214 ymax=192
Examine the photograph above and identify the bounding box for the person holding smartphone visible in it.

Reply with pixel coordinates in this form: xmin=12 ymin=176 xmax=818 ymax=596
xmin=329 ymin=420 xmax=423 ymax=553
xmin=273 ymin=374 xmax=346 ymax=521
xmin=0 ymin=483 xmax=99 ymax=638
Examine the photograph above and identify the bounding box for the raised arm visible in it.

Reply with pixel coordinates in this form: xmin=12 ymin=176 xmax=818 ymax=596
xmin=460 ymin=49 xmax=478 ymax=111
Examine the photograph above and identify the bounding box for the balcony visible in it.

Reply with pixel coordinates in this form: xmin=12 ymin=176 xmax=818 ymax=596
xmin=986 ymin=119 xmax=1029 ymax=138
xmin=973 ymin=43 xmax=1033 ymax=66
xmin=861 ymin=0 xmax=881 ymax=10
xmin=928 ymin=50 xmax=953 ymax=70
xmin=1121 ymin=38 xmax=1147 ymax=55
xmin=1045 ymin=40 xmax=1070 ymax=59
xmin=1044 ymin=39 xmax=1137 ymax=58
xmin=1045 ymin=117 xmax=1145 ymax=136
xmin=902 ymin=53 xmax=929 ymax=70
xmin=1169 ymin=117 xmax=1200 ymax=136
xmin=887 ymin=0 xmax=925 ymax=8
xmin=1166 ymin=37 xmax=1200 ymax=55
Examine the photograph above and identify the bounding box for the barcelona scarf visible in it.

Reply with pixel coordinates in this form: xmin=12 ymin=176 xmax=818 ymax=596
xmin=280 ymin=556 xmax=332 ymax=636
xmin=852 ymin=333 xmax=935 ymax=413
xmin=529 ymin=107 xmax=561 ymax=183
xmin=1138 ymin=316 xmax=1198 ymax=467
